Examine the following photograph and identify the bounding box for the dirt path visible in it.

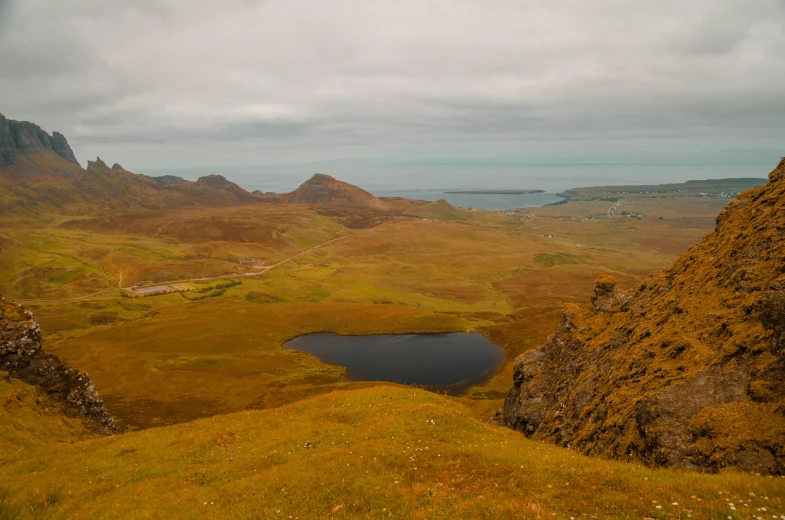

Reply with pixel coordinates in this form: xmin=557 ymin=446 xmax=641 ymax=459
xmin=120 ymin=234 xmax=355 ymax=292
xmin=16 ymin=289 xmax=114 ymax=304
xmin=15 ymin=235 xmax=355 ymax=304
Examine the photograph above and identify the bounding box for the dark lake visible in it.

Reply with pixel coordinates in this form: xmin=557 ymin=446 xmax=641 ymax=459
xmin=282 ymin=332 xmax=505 ymax=395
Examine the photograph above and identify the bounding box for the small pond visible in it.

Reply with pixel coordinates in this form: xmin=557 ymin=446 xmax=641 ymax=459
xmin=283 ymin=332 xmax=505 ymax=395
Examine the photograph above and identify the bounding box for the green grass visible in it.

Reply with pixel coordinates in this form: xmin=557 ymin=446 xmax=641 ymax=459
xmin=1 ymin=193 xmax=782 ymax=517
xmin=534 ymin=252 xmax=581 ymax=267
xmin=1 ymin=377 xmax=783 ymax=519
xmin=0 ymin=197 xmax=731 ymax=430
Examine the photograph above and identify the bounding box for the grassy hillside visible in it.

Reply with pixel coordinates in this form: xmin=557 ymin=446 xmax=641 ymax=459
xmin=1 ymin=377 xmax=783 ymax=519
xmin=560 ymin=178 xmax=767 ymax=201
xmin=0 ymin=151 xmax=265 ymax=217
xmin=0 ymin=195 xmax=734 ymax=429
xmin=1 ymin=170 xmax=782 ymax=517
xmin=404 ymin=199 xmax=470 ymax=221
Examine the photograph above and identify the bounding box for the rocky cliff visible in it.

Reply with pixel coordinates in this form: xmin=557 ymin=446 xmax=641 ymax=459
xmin=0 ymin=113 xmax=79 ymax=167
xmin=0 ymin=298 xmax=115 ymax=434
xmin=496 ymin=158 xmax=785 ymax=474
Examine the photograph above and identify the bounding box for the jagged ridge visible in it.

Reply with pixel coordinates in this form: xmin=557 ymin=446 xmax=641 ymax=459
xmin=0 ymin=113 xmax=79 ymax=167
xmin=497 ymin=157 xmax=785 ymax=474
xmin=0 ymin=113 xmax=266 ymax=214
xmin=0 ymin=298 xmax=115 ymax=434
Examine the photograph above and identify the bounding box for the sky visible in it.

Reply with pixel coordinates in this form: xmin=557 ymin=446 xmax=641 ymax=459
xmin=1 ymin=0 xmax=784 ymax=191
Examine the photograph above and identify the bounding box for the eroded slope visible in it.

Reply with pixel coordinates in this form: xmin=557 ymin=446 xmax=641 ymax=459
xmin=498 ymin=158 xmax=785 ymax=474
xmin=0 ymin=299 xmax=115 ymax=434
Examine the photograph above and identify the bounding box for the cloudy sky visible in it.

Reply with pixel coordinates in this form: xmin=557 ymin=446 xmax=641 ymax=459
xmin=1 ymin=0 xmax=783 ymax=189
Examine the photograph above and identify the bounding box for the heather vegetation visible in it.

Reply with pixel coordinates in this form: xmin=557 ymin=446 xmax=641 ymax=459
xmin=1 ymin=376 xmax=783 ymax=519
xmin=0 ymin=122 xmax=782 ymax=517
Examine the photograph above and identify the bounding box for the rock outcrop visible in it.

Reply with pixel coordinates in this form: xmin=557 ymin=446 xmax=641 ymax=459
xmin=496 ymin=158 xmax=785 ymax=474
xmin=152 ymin=175 xmax=188 ymax=185
xmin=86 ymin=156 xmax=111 ymax=174
xmin=0 ymin=298 xmax=115 ymax=434
xmin=195 ymin=174 xmax=228 ymax=186
xmin=0 ymin=113 xmax=79 ymax=167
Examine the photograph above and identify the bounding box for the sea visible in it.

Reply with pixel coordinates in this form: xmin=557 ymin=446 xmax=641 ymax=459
xmin=144 ymin=155 xmax=778 ymax=211
xmin=370 ymin=189 xmax=565 ymax=210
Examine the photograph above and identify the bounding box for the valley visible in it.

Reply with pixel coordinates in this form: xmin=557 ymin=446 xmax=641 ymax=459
xmin=1 ymin=115 xmax=782 ymax=518
xmin=0 ymin=180 xmax=734 ymax=429
xmin=3 ymin=1 xmax=785 ymax=515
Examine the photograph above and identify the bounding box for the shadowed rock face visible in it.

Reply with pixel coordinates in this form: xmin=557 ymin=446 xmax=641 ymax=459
xmin=0 ymin=113 xmax=79 ymax=167
xmin=51 ymin=131 xmax=78 ymax=165
xmin=0 ymin=299 xmax=115 ymax=434
xmin=152 ymin=174 xmax=189 ymax=185
xmin=86 ymin=156 xmax=111 ymax=174
xmin=496 ymin=158 xmax=785 ymax=474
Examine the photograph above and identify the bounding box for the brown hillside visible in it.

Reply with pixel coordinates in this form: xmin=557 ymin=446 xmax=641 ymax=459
xmin=281 ymin=173 xmax=389 ymax=210
xmin=405 ymin=198 xmax=470 ymax=221
xmin=0 ymin=115 xmax=267 ymax=215
xmin=0 ymin=151 xmax=263 ymax=215
xmin=497 ymin=158 xmax=785 ymax=474
xmin=176 ymin=174 xmax=260 ymax=204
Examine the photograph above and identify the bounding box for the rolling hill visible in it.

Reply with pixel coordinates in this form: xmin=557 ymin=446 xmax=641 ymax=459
xmin=280 ymin=173 xmax=390 ymax=210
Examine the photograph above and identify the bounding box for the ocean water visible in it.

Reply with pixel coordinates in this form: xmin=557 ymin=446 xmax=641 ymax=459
xmin=149 ymin=155 xmax=777 ymax=208
xmin=370 ymin=188 xmax=565 ymax=210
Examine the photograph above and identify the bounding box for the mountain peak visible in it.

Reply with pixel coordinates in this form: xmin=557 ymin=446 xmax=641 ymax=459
xmin=0 ymin=114 xmax=79 ymax=167
xmin=308 ymin=173 xmax=336 ymax=181
xmin=283 ymin=173 xmax=388 ymax=210
xmin=86 ymin=156 xmax=110 ymax=174
xmin=196 ymin=174 xmax=231 ymax=186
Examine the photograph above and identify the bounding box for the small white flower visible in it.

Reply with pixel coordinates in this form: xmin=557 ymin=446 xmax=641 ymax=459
xmin=673 ymin=502 xmax=679 ymax=506
xmin=656 ymin=505 xmax=662 ymax=509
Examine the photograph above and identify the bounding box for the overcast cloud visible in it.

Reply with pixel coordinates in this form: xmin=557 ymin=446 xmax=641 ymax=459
xmin=0 ymin=0 xmax=783 ymax=185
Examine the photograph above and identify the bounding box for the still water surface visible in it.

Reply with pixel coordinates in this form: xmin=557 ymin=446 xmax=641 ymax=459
xmin=372 ymin=189 xmax=565 ymax=210
xmin=283 ymin=332 xmax=505 ymax=395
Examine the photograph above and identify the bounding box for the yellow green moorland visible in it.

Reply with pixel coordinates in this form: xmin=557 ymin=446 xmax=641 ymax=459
xmin=2 ymin=374 xmax=784 ymax=519
xmin=2 ymin=189 xmax=783 ymax=518
xmin=0 ymin=196 xmax=731 ymax=428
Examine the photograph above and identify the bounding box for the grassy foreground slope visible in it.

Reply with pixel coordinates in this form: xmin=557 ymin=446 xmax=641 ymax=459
xmin=1 ymin=376 xmax=783 ymax=520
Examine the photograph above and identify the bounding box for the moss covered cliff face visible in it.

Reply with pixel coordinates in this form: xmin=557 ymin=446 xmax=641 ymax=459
xmin=497 ymin=158 xmax=785 ymax=474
